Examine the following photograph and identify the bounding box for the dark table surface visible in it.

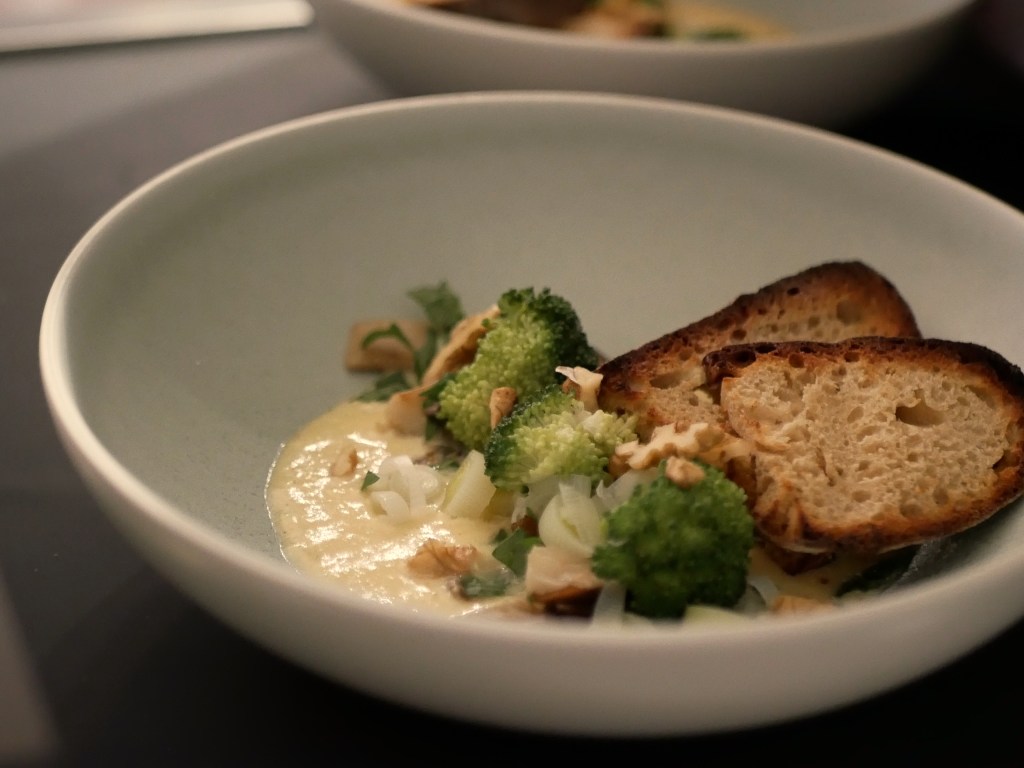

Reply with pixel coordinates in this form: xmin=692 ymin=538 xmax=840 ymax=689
xmin=2 ymin=3 xmax=1023 ymax=765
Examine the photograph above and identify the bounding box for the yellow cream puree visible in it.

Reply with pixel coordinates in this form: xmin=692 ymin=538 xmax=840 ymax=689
xmin=267 ymin=400 xmax=513 ymax=617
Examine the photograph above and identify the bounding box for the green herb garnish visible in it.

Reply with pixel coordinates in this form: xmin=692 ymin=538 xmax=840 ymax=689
xmin=459 ymin=568 xmax=516 ymax=598
xmin=354 ymin=281 xmax=465 ymax=401
xmin=491 ymin=528 xmax=541 ymax=577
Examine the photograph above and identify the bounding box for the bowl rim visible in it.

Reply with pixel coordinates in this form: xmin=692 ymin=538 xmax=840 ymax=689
xmin=38 ymin=89 xmax=1024 ymax=651
xmin=311 ymin=0 xmax=980 ymax=55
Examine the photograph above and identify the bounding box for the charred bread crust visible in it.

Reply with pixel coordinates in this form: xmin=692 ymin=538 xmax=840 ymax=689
xmin=703 ymin=336 xmax=1024 ymax=390
xmin=703 ymin=337 xmax=1024 ymax=554
xmin=596 ymin=261 xmax=921 ymax=439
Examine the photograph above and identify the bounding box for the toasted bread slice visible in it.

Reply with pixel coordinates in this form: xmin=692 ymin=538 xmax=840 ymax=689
xmin=703 ymin=337 xmax=1024 ymax=554
xmin=596 ymin=261 xmax=921 ymax=439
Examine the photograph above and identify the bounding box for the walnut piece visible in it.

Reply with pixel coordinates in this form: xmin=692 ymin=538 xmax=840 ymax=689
xmin=556 ymin=365 xmax=603 ymax=411
xmin=488 ymin=386 xmax=518 ymax=428
xmin=407 ymin=538 xmax=480 ymax=577
xmin=524 ymin=545 xmax=602 ymax=598
xmin=663 ymin=456 xmax=705 ymax=488
xmin=329 ymin=447 xmax=360 ymax=478
xmin=610 ymin=421 xmax=754 ymax=486
xmin=385 ymin=384 xmax=431 ymax=435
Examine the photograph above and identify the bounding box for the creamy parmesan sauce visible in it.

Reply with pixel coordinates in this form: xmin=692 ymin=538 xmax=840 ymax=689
xmin=267 ymin=400 xmax=517 ymax=617
xmin=748 ymin=547 xmax=874 ymax=604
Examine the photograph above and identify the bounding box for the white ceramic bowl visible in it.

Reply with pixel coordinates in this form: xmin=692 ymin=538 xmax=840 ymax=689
xmin=40 ymin=92 xmax=1024 ymax=737
xmin=308 ymin=0 xmax=978 ymax=127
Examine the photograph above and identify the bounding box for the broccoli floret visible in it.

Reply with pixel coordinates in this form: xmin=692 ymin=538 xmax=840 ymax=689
xmin=435 ymin=287 xmax=599 ymax=451
xmin=590 ymin=463 xmax=754 ymax=619
xmin=483 ymin=385 xmax=637 ymax=492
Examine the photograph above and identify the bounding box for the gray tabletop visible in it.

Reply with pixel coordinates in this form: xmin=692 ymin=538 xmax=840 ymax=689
xmin=2 ymin=7 xmax=1023 ymax=766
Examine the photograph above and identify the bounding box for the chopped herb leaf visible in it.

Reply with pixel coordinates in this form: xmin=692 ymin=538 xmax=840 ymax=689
xmin=492 ymin=528 xmax=541 ymax=577
xmin=355 ymin=370 xmax=413 ymax=402
xmin=408 ymin=281 xmax=464 ymax=337
xmin=354 ymin=282 xmax=465 ymax=397
xmin=420 ymin=374 xmax=451 ymax=409
xmin=459 ymin=568 xmax=515 ymax=598
xmin=361 ymin=471 xmax=380 ymax=490
xmin=361 ymin=322 xmax=415 ymax=353
xmin=411 ymin=330 xmax=438 ymax=381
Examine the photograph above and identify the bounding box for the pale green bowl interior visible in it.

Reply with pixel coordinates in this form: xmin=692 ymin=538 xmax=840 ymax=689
xmin=59 ymin=94 xmax=1024 ymax=577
